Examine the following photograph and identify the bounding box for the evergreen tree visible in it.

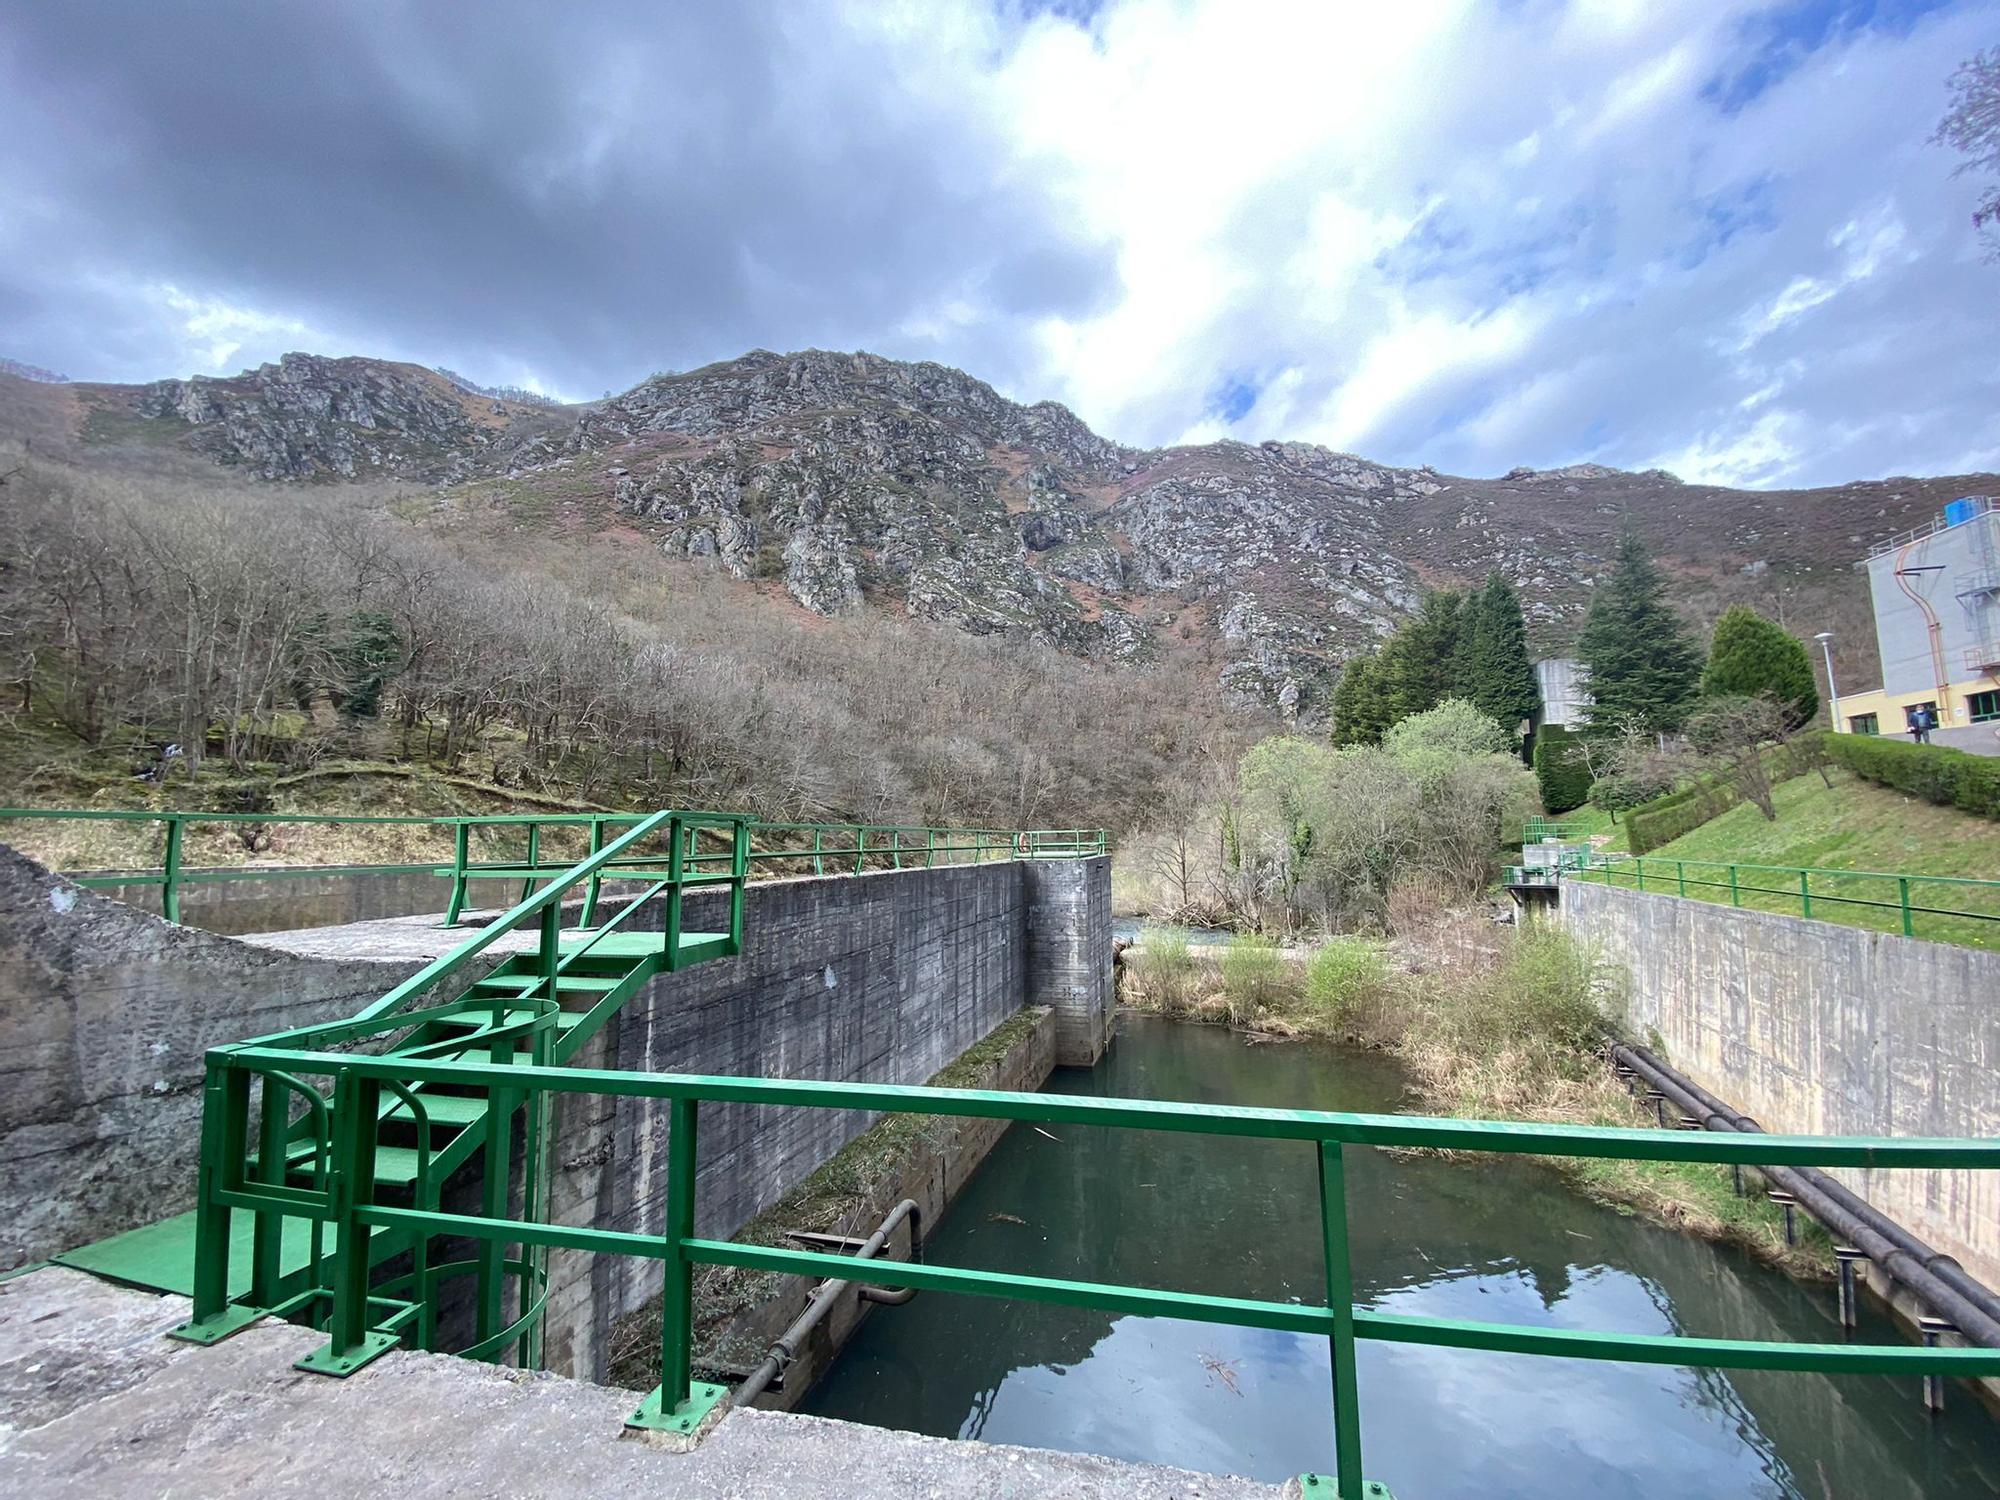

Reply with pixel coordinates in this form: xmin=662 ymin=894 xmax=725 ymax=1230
xmin=1701 ymin=605 xmax=1819 ymax=728
xmin=1577 ymin=527 xmax=1703 ymax=735
xmin=1377 ymin=589 xmax=1464 ymax=721
xmin=1330 ymin=650 xmax=1393 ymax=746
xmin=1458 ymin=573 xmax=1540 ymax=740
xmin=1532 ymin=724 xmax=1592 ymax=813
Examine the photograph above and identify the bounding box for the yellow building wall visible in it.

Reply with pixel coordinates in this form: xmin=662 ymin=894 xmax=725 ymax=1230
xmin=1835 ymin=675 xmax=2000 ymax=736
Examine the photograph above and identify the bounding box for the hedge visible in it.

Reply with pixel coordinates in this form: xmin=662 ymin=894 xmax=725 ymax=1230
xmin=1823 ymin=732 xmax=2000 ymax=819
xmin=1532 ymin=725 xmax=1592 ymax=814
xmin=1622 ymin=736 xmax=1821 ymax=855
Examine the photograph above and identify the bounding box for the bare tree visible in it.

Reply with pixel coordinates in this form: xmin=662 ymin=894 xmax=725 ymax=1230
xmin=1936 ymin=47 xmax=2000 ymax=258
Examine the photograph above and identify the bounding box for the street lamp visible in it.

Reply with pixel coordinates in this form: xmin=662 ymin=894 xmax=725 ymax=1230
xmin=1814 ymin=631 xmax=1842 ymax=732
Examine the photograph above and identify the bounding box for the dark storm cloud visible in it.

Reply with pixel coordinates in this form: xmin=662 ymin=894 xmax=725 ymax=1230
xmin=0 ymin=1 xmax=1116 ymax=393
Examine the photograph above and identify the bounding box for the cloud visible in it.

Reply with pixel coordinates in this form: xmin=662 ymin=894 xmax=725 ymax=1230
xmin=0 ymin=0 xmax=1993 ymax=486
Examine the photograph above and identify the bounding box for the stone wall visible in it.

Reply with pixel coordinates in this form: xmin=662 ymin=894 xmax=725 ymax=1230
xmin=0 ymin=846 xmax=449 ymax=1269
xmin=1560 ymin=879 xmax=2000 ymax=1287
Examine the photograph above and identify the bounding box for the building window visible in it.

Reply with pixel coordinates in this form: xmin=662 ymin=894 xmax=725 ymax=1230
xmin=1972 ymin=691 xmax=2000 ymax=724
xmin=1849 ymin=713 xmax=1879 ymax=735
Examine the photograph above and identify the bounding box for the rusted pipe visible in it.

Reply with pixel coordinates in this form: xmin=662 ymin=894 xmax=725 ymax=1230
xmin=730 ymin=1198 xmax=923 ymax=1408
xmin=1611 ymin=1042 xmax=2000 ymax=1350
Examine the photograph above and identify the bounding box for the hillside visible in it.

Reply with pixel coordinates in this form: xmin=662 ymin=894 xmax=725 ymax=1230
xmin=5 ymin=348 xmax=1990 ymax=721
xmin=1614 ymin=768 xmax=2000 ymax=949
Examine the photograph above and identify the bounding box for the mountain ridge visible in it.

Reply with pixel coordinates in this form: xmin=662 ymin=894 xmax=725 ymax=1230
xmin=4 ymin=347 xmax=1990 ymax=713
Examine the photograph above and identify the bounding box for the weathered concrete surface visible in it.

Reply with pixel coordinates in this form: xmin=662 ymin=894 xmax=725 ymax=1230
xmin=78 ymin=864 xmax=460 ymax=937
xmin=689 ymin=1006 xmax=1059 ymax=1404
xmin=0 ymin=846 xmax=497 ymax=1271
xmin=546 ymin=860 xmax=1035 ymax=1382
xmin=1562 ymin=879 xmax=2000 ymax=1287
xmin=0 ymin=1268 xmax=1282 ymax=1499
xmin=1024 ymin=857 xmax=1116 ymax=1065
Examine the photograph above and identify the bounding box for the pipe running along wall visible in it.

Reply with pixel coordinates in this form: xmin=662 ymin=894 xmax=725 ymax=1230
xmin=1612 ymin=1041 xmax=2000 ymax=1351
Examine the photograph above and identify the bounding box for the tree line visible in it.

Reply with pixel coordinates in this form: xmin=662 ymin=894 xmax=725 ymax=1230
xmin=0 ymin=448 xmax=1230 ymax=832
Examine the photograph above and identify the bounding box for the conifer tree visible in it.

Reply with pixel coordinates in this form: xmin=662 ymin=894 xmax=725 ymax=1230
xmin=1702 ymin=605 xmax=1819 ymax=728
xmin=1577 ymin=527 xmax=1702 ymax=735
xmin=1330 ymin=650 xmax=1393 ymax=746
xmin=1376 ymin=589 xmax=1463 ymax=722
xmin=1458 ymin=573 xmax=1540 ymax=739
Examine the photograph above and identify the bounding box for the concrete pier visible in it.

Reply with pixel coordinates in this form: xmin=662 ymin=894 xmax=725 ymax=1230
xmin=0 ymin=1268 xmax=1284 ymax=1500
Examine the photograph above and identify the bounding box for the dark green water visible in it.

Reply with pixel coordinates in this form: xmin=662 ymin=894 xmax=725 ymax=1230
xmin=803 ymin=1014 xmax=2000 ymax=1498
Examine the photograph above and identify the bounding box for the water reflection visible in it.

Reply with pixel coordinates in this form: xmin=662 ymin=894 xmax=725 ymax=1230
xmin=803 ymin=1014 xmax=2000 ymax=1497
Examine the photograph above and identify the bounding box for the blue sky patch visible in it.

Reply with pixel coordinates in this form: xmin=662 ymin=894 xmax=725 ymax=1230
xmin=1704 ymin=0 xmax=1958 ymax=113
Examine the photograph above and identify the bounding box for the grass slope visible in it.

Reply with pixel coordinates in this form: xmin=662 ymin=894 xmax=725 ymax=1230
xmin=1615 ymin=767 xmax=2000 ymax=949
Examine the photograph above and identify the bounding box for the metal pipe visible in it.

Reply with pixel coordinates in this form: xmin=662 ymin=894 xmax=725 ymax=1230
xmin=1611 ymin=1043 xmax=2000 ymax=1350
xmin=730 ymin=1198 xmax=924 ymax=1409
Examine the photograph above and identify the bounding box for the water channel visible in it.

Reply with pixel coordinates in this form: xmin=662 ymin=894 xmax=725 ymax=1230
xmin=804 ymin=1013 xmax=2000 ymax=1498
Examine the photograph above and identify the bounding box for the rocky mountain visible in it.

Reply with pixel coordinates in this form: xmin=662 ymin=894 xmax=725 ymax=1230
xmin=7 ymin=348 xmax=1993 ymax=714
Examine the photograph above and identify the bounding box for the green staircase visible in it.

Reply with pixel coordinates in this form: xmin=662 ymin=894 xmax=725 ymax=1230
xmin=59 ymin=811 xmax=750 ymax=1374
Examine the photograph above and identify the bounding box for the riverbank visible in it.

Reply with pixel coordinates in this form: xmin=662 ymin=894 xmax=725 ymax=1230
xmin=1119 ymin=913 xmax=1833 ymax=1278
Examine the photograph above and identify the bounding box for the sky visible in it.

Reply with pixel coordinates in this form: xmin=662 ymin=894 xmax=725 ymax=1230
xmin=1 ymin=0 xmax=1994 ymax=488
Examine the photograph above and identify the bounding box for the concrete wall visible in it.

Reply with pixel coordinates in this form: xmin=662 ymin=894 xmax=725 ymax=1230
xmin=1561 ymin=879 xmax=2000 ymax=1287
xmin=542 ymin=857 xmax=1113 ymax=1381
xmin=0 ymin=846 xmax=454 ymax=1269
xmin=1866 ymin=505 xmax=2000 ymax=703
xmin=78 ymin=866 xmax=458 ymax=936
xmin=1023 ymin=856 xmax=1116 ymax=1066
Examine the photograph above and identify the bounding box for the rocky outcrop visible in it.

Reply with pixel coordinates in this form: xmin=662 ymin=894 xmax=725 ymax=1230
xmin=129 ymin=353 xmax=523 ymax=480
xmin=55 ymin=343 xmax=1994 ymax=720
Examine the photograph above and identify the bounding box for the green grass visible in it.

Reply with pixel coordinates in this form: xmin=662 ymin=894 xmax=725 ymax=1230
xmin=1600 ymin=768 xmax=2000 ymax=949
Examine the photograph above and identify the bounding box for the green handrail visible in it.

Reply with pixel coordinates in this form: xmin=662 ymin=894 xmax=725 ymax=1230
xmin=0 ymin=807 xmax=1108 ymax=929
xmin=181 ymin=1043 xmax=2000 ymax=1493
xmin=1565 ymin=856 xmax=2000 ymax=945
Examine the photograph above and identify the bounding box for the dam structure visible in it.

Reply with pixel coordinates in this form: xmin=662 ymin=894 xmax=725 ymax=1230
xmin=5 ymin=808 xmax=2000 ymax=1498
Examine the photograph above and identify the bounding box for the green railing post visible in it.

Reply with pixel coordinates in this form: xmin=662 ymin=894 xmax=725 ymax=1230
xmin=304 ymin=1068 xmax=385 ymax=1375
xmin=629 ymin=1095 xmax=725 ymax=1433
xmin=1635 ymin=858 xmax=1646 ymax=893
xmin=1729 ymin=865 xmax=1741 ymax=908
xmin=853 ymin=828 xmax=867 ymax=876
xmin=1315 ymin=1139 xmax=1367 ymax=1499
xmin=171 ymin=1062 xmax=248 ymax=1341
xmin=477 ymin=1049 xmax=518 ymax=1353
xmin=926 ymin=828 xmax=936 ymax=869
xmin=161 ymin=814 xmax=185 ymax=924
xmin=520 ymin=821 xmax=541 ymax=905
xmin=444 ymin=821 xmax=471 ymax=926
xmin=664 ymin=816 xmax=686 ymax=967
xmin=729 ymin=819 xmax=748 ymax=955
xmin=580 ymin=818 xmax=606 ymax=927
xmin=813 ymin=826 xmax=824 ymax=878
xmin=1900 ymin=876 xmax=1914 ymax=937
xmin=1800 ymin=869 xmax=1812 ymax=920
xmin=250 ymin=1075 xmax=290 ymax=1308
xmin=1676 ymin=861 xmax=1687 ymax=898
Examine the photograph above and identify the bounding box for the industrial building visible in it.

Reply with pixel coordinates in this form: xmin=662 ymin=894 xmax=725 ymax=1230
xmin=1834 ymin=496 xmax=2000 ymax=753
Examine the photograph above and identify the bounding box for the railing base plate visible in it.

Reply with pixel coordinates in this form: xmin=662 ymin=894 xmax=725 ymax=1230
xmin=167 ymin=1302 xmax=269 ymax=1345
xmin=294 ymin=1330 xmax=400 ymax=1377
xmin=627 ymin=1380 xmax=727 ymax=1435
xmin=1298 ymin=1476 xmax=1395 ymax=1499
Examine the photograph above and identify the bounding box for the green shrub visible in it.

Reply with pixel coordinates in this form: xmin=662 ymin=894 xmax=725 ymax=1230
xmin=1133 ymin=926 xmax=1200 ymax=1014
xmin=1303 ymin=937 xmax=1387 ymax=1021
xmin=1824 ymin=732 xmax=2000 ymax=819
xmin=1623 ymin=736 xmax=1823 ymax=854
xmin=1219 ymin=932 xmax=1289 ymax=1017
xmin=1409 ymin=927 xmax=1617 ymax=1096
xmin=1532 ymin=725 xmax=1592 ymax=814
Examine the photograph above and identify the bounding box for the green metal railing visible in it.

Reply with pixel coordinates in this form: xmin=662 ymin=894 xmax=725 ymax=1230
xmin=1522 ymin=817 xmax=1588 ymax=843
xmin=0 ymin=807 xmax=1108 ymax=926
xmin=173 ymin=1040 xmax=2000 ymax=1495
xmin=1567 ymin=856 xmax=2000 ymax=947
